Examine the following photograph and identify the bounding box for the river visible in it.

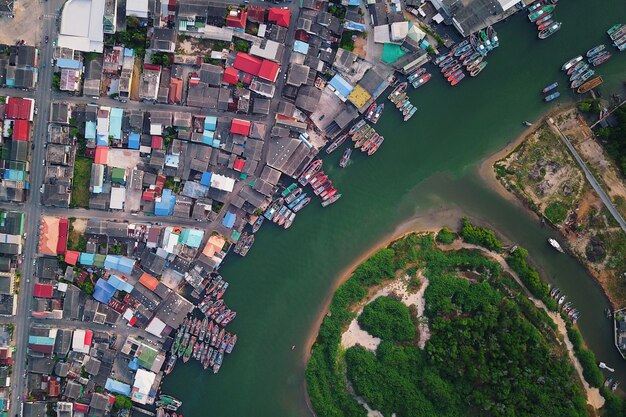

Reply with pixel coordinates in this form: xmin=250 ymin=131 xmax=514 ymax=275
xmin=161 ymin=1 xmax=626 ymax=415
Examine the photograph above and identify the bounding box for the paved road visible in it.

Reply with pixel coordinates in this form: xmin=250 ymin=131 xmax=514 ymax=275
xmin=548 ymin=118 xmax=626 ymax=233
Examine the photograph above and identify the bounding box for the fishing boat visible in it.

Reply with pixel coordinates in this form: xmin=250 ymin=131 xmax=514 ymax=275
xmin=321 ymin=193 xmax=342 ymax=207
xmin=438 ymin=56 xmax=454 ymax=68
xmin=488 ymin=26 xmax=499 ymax=48
xmin=444 ymin=64 xmax=462 ymax=78
xmin=226 ymin=334 xmax=237 ymax=354
xmin=544 ymin=92 xmax=560 ymax=102
xmin=561 ymin=55 xmax=583 ymax=71
xmin=566 ymin=59 xmax=587 ymax=76
xmin=542 ymin=82 xmax=558 ymax=93
xmin=607 ymin=23 xmax=623 ymax=37
xmin=523 ymin=121 xmax=532 ymax=127
xmin=288 ymin=192 xmax=307 ymax=210
xmin=528 ymin=1 xmax=544 ymax=13
xmin=285 ymin=188 xmax=302 ymax=205
xmin=470 ymin=61 xmax=487 ymax=77
xmin=528 ymin=5 xmax=554 ymax=22
xmin=283 ymin=211 xmax=296 ymax=229
xmin=292 ymin=196 xmax=311 ymax=212
xmin=550 ymin=287 xmax=560 ymax=297
xmin=605 ymin=377 xmax=615 ymax=388
xmin=586 ymin=44 xmax=606 ymax=58
xmin=368 ymin=103 xmax=384 ymax=124
xmin=450 ymin=72 xmax=465 ymax=86
xmin=535 ymin=13 xmax=553 ymax=26
xmin=321 ymin=187 xmax=337 ymax=201
xmin=387 ymin=82 xmax=407 ymax=101
xmin=548 ymin=238 xmax=564 ymax=253
xmin=251 ymin=215 xmax=264 ymax=233
xmin=407 ymin=68 xmax=427 ymax=83
xmin=590 ymin=52 xmax=611 ymax=67
xmin=156 ymin=395 xmax=182 ymax=411
xmin=571 ymin=70 xmax=595 ymax=89
xmin=281 ymin=183 xmax=297 ymax=198
xmin=348 ymin=120 xmax=366 ymax=135
xmin=411 ymin=73 xmax=431 ymax=89
xmin=614 ymin=35 xmax=626 ymax=51
xmin=434 ymin=53 xmax=451 ymax=66
xmin=558 ymin=295 xmax=566 ymax=305
xmin=599 ymin=362 xmax=615 ymax=372
xmin=577 ymin=76 xmax=603 ymax=94
xmin=361 ymin=133 xmax=378 ymax=153
xmin=339 ymin=148 xmax=352 ymax=168
xmin=609 ymin=25 xmax=626 ymax=40
xmin=612 ymin=381 xmax=620 ymax=392
xmin=538 ymin=22 xmax=561 ymax=39
xmin=537 ymin=20 xmax=554 ymax=31
xmin=264 ymin=198 xmax=283 ymax=221
xmin=326 ymin=133 xmax=348 ymax=154
xmin=447 ymin=69 xmax=464 ymax=82
xmin=368 ymin=135 xmax=385 ymax=155
xmin=183 ymin=336 xmax=195 ymax=363
xmin=454 ymin=44 xmax=472 ymax=57
xmin=298 ymin=159 xmax=322 ymax=186
xmin=462 ymin=52 xmax=480 ymax=66
xmin=164 ymin=355 xmax=177 ymax=375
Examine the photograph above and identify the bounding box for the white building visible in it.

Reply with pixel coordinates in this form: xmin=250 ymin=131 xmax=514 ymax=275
xmin=58 ymin=0 xmax=105 ymax=52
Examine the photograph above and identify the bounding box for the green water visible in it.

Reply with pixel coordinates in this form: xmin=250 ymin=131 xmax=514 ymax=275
xmin=162 ymin=2 xmax=626 ymax=415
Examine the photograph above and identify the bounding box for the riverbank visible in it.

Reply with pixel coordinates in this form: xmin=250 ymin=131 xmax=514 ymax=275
xmin=488 ymin=106 xmax=626 ymax=308
xmin=305 ymin=227 xmax=596 ymax=417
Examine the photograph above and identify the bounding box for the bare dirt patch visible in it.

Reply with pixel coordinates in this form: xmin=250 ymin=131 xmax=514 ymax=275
xmin=0 ymin=0 xmax=43 ymax=45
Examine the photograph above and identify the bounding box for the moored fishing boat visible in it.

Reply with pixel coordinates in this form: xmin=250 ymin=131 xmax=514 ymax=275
xmin=321 ymin=193 xmax=342 ymax=207
xmin=528 ymin=5 xmax=554 ymax=22
xmin=562 ymin=55 xmax=583 ymax=71
xmin=447 ymin=69 xmax=464 ymax=82
xmin=288 ymin=192 xmax=307 ymax=210
xmin=571 ymin=70 xmax=595 ymax=89
xmin=535 ymin=13 xmax=552 ymax=26
xmin=264 ymin=198 xmax=283 ymax=220
xmin=569 ymin=64 xmax=590 ymax=82
xmin=297 ymin=159 xmax=322 ymax=186
xmin=434 ymin=53 xmax=451 ymax=66
xmin=368 ymin=135 xmax=385 ymax=155
xmin=469 ymin=61 xmax=487 ymax=77
xmin=537 ymin=20 xmax=554 ymax=31
xmin=590 ymin=52 xmax=611 ymax=67
xmin=326 ymin=133 xmax=348 ymax=154
xmin=280 ymin=183 xmax=297 ymax=198
xmin=548 ymin=238 xmax=564 ymax=253
xmin=528 ymin=1 xmax=543 ymax=13
xmin=339 ymin=148 xmax=352 ymax=168
xmin=607 ymin=23 xmax=623 ymax=37
xmin=404 ymin=107 xmax=417 ymax=121
xmin=577 ymin=76 xmax=603 ymax=94
xmin=283 ymin=211 xmax=296 ymax=229
xmin=542 ymin=82 xmax=558 ymax=93
xmin=348 ymin=119 xmax=365 ymax=135
xmin=407 ymin=68 xmax=426 ymax=83
xmin=462 ymin=52 xmax=480 ymax=66
xmin=182 ymin=336 xmax=195 ymax=363
xmin=156 ymin=395 xmax=182 ymax=411
xmin=544 ymin=92 xmax=560 ymax=102
xmin=586 ymin=44 xmax=606 ymax=58
xmin=538 ymin=22 xmax=561 ymax=39
xmin=369 ymin=103 xmax=384 ymax=124
xmin=284 ymin=187 xmax=302 ymax=205
xmin=164 ymin=355 xmax=177 ymax=375
xmin=411 ymin=73 xmax=431 ymax=89
xmin=609 ymin=25 xmax=626 ymax=40
xmin=387 ymin=82 xmax=407 ymax=101
xmin=450 ymin=72 xmax=465 ymax=86
xmin=566 ymin=59 xmax=586 ymax=76
xmin=361 ymin=133 xmax=378 ymax=153
xmin=292 ymin=196 xmax=311 ymax=212
xmin=251 ymin=215 xmax=264 ymax=233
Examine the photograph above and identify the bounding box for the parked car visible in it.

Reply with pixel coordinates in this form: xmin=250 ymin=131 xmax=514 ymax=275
xmin=45 ymin=36 xmax=49 ymax=43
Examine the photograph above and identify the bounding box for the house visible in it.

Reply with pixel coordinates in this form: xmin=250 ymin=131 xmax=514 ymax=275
xmin=268 ymin=8 xmax=290 ymax=27
xmin=139 ymin=64 xmax=162 ymax=101
xmin=150 ymin=28 xmax=177 ymax=53
xmin=225 ymin=8 xmax=247 ymax=29
xmin=233 ymin=52 xmax=280 ymax=83
xmin=126 ymin=0 xmax=149 ymax=18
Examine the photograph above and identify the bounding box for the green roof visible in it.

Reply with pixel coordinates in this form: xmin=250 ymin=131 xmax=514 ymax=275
xmin=111 ymin=167 xmax=126 ymax=184
xmin=94 ymin=254 xmax=106 ymax=268
xmin=137 ymin=345 xmax=158 ymax=369
xmin=382 ymin=43 xmax=406 ymax=64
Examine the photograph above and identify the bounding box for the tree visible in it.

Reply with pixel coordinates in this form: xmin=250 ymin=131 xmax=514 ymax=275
xmin=114 ymin=395 xmax=132 ymax=410
xmin=151 ymin=52 xmax=170 ymax=67
xmin=126 ymin=16 xmax=140 ymax=30
xmin=234 ymin=40 xmax=250 ymax=53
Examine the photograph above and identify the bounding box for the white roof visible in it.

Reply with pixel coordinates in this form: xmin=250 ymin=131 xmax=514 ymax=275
xmin=210 ymin=173 xmax=235 ymax=192
xmin=390 ymin=21 xmax=409 ymax=42
xmin=145 ymin=317 xmax=166 ymax=337
xmin=432 ymin=13 xmax=444 ymax=24
xmin=58 ymin=0 xmax=104 ymax=52
xmin=374 ymin=25 xmax=390 ymax=44
xmin=250 ymin=40 xmax=281 ymax=61
xmin=110 ymin=187 xmax=126 ymax=210
xmin=57 ymin=282 xmax=68 ymax=292
xmin=133 ymin=369 xmax=155 ymax=392
xmin=498 ymin=0 xmax=519 ymax=10
xmin=72 ymin=329 xmax=89 ymax=353
xmin=407 ymin=25 xmax=426 ymax=43
xmin=123 ymin=308 xmax=134 ymax=321
xmin=126 ymin=0 xmax=149 ymax=17
xmin=150 ymin=124 xmax=162 ymax=135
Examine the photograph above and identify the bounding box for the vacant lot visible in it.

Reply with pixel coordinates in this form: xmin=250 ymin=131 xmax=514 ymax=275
xmin=0 ymin=0 xmax=43 ymax=45
xmin=71 ymin=157 xmax=92 ymax=208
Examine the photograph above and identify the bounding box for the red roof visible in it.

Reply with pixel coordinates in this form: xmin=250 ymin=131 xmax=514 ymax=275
xmin=268 ymin=8 xmax=291 ymax=27
xmin=139 ymin=272 xmax=159 ymax=291
xmin=151 ymin=136 xmax=163 ymax=149
xmin=29 ymin=344 xmax=53 ymax=354
xmin=295 ymin=30 xmax=309 ymax=42
xmin=230 ymin=119 xmax=251 ymax=136
xmin=94 ymin=146 xmax=108 ymax=164
xmin=233 ymin=158 xmax=246 ymax=172
xmin=34 ymin=283 xmax=54 ymax=298
xmin=142 ymin=190 xmax=156 ymax=201
xmin=64 ymin=250 xmax=80 ymax=265
xmin=129 ymin=316 xmax=138 ymax=326
xmin=57 ymin=218 xmax=68 ymax=255
xmin=73 ymin=403 xmax=89 ymax=413
xmin=84 ymin=329 xmax=93 ymax=346
xmin=48 ymin=379 xmax=61 ymax=397
xmin=247 ymin=5 xmax=266 ymax=23
xmin=168 ymin=78 xmax=182 ymax=104
xmin=5 ymin=97 xmax=32 ymax=120
xmin=234 ymin=52 xmax=263 ymax=76
xmin=258 ymin=60 xmax=280 ymax=82
xmin=226 ymin=9 xmax=247 ymax=29
xmin=223 ymin=67 xmax=239 ymax=85
xmin=143 ymin=63 xmax=161 ymax=72
xmin=242 ymin=72 xmax=253 ymax=85
xmin=12 ymin=119 xmax=30 ymax=141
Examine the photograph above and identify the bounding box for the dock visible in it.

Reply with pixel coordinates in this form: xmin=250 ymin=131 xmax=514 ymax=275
xmin=132 ymin=406 xmax=156 ymax=416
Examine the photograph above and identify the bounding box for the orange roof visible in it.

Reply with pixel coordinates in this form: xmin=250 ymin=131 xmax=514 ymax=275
xmin=64 ymin=250 xmax=80 ymax=265
xmin=203 ymin=234 xmax=225 ymax=258
xmin=139 ymin=272 xmax=159 ymax=291
xmin=94 ymin=146 xmax=109 ymax=164
xmin=168 ymin=78 xmax=183 ymax=104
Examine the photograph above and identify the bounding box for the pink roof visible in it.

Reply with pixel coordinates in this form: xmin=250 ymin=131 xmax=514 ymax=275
xmin=84 ymin=329 xmax=93 ymax=346
xmin=94 ymin=146 xmax=109 ymax=164
xmin=268 ymin=8 xmax=291 ymax=27
xmin=152 ymin=136 xmax=163 ymax=149
xmin=64 ymin=250 xmax=80 ymax=265
xmin=230 ymin=119 xmax=251 ymax=136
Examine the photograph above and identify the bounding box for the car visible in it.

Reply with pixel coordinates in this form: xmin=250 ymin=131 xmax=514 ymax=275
xmin=32 ymin=260 xmax=36 ymax=266
xmin=52 ymin=41 xmax=56 ymax=46
xmin=42 ymin=159 xmax=45 ymax=166
xmin=45 ymin=36 xmax=48 ymax=43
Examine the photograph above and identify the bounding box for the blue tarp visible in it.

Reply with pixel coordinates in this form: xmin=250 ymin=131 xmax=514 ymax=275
xmin=347 ymin=0 xmax=360 ymax=5
xmin=329 ymin=74 xmax=354 ymax=98
xmin=79 ymin=252 xmax=95 ymax=266
xmin=108 ymin=274 xmax=134 ymax=293
xmin=105 ymin=378 xmax=131 ymax=396
xmin=93 ymin=278 xmax=116 ymax=304
xmin=223 ymin=211 xmax=236 ymax=229
xmin=56 ymin=58 xmax=82 ymax=69
xmin=344 ymin=21 xmax=366 ymax=32
xmin=128 ymin=133 xmax=140 ymax=149
xmin=128 ymin=358 xmax=139 ymax=370
xmin=200 ymin=172 xmax=212 ymax=186
xmin=85 ymin=121 xmax=97 ymax=140
xmin=109 ymin=108 xmax=123 ymax=140
xmin=204 ymin=116 xmax=217 ymax=131
xmin=124 ymin=48 xmax=135 ymax=57
xmin=293 ymin=40 xmax=309 ymax=54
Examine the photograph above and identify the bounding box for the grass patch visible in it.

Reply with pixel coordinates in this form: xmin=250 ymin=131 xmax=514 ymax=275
xmin=70 ymin=157 xmax=92 ymax=208
xmin=544 ymin=201 xmax=568 ymax=224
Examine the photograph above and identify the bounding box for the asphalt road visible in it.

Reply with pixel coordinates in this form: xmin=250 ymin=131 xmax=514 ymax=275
xmin=548 ymin=119 xmax=626 ymax=233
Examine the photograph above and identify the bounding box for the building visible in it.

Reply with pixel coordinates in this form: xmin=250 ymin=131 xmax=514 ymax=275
xmin=126 ymin=0 xmax=149 ymax=18
xmin=57 ymin=0 xmax=105 ymax=52
xmin=430 ymin=0 xmax=517 ymax=36
xmin=139 ymin=64 xmax=162 ymax=101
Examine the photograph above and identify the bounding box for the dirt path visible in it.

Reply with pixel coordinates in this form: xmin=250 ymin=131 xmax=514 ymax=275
xmin=440 ymin=241 xmax=605 ymax=410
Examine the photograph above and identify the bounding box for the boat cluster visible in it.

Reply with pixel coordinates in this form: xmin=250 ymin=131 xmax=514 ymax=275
xmin=541 ymin=81 xmax=560 ymax=102
xmin=527 ymin=1 xmax=561 ymax=39
xmin=561 ymin=55 xmax=597 ymax=90
xmin=351 ymin=119 xmax=385 ymax=155
xmin=605 ymin=376 xmax=620 ymax=392
xmin=608 ymin=23 xmax=626 ymax=52
xmin=387 ymin=82 xmax=417 ymax=121
xmin=156 ymin=395 xmax=182 ymax=412
xmin=297 ymin=160 xmax=342 ymax=207
xmin=435 ymin=28 xmax=498 ymax=87
xmin=233 ymin=231 xmax=255 ymax=256
xmin=549 ymin=287 xmax=580 ymax=323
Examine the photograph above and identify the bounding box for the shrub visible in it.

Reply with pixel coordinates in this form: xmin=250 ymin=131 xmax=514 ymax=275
xmin=436 ymin=227 xmax=457 ymax=245
xmin=358 ymin=296 xmax=415 ymax=342
xmin=460 ymin=218 xmax=503 ymax=252
xmin=544 ymin=201 xmax=568 ymax=224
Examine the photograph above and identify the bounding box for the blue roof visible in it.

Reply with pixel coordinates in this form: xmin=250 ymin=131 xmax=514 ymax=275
xmin=180 ymin=229 xmax=204 ymax=248
xmin=128 ymin=133 xmax=140 ymax=149
xmin=96 ymin=134 xmax=109 ymax=146
xmin=128 ymin=358 xmax=139 ymax=371
xmin=293 ymin=40 xmax=309 ymax=55
xmin=85 ymin=121 xmax=97 ymax=140
xmin=109 ymin=108 xmax=123 ymax=140
xmin=104 ymin=255 xmax=135 ymax=275
xmin=56 ymin=58 xmax=82 ymax=69
xmin=223 ymin=211 xmax=236 ymax=229
xmin=344 ymin=21 xmax=366 ymax=32
xmin=154 ymin=189 xmax=175 ymax=216
xmin=329 ymin=74 xmax=354 ymax=98
xmin=105 ymin=378 xmax=131 ymax=396
xmin=124 ymin=48 xmax=135 ymax=57
xmin=202 ymin=130 xmax=214 ymax=145
xmin=108 ymin=274 xmax=134 ymax=293
xmin=347 ymin=0 xmax=360 ymax=5
xmin=93 ymin=278 xmax=116 ymax=304
xmin=200 ymin=171 xmax=212 ymax=186
xmin=79 ymin=252 xmax=95 ymax=266
xmin=204 ymin=116 xmax=217 ymax=131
